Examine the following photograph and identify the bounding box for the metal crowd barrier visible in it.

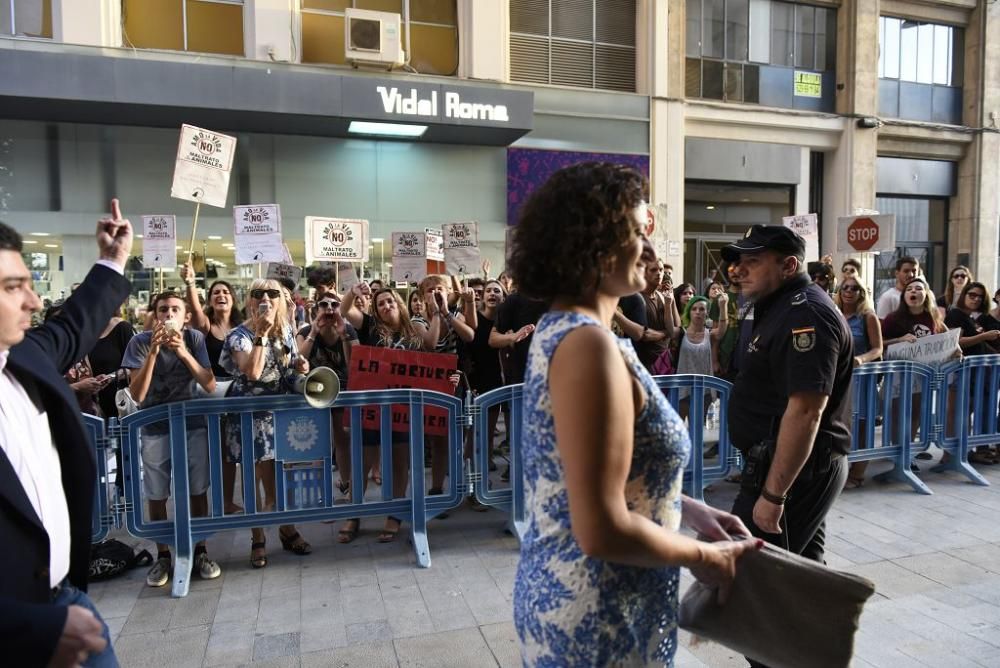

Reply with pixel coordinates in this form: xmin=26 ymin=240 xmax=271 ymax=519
xmin=87 ymin=357 xmax=1000 ymax=596
xmin=116 ymin=389 xmax=465 ymax=597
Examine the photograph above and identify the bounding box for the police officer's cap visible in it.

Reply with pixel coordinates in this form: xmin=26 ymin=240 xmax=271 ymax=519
xmin=721 ymin=225 xmax=806 ymax=263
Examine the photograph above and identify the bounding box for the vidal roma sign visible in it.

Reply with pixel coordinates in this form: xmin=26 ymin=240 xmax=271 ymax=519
xmin=837 ymin=214 xmax=896 ymax=253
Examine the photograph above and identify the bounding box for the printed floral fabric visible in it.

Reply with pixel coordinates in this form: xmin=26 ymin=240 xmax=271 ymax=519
xmin=513 ymin=311 xmax=691 ymax=667
xmin=220 ymin=324 xmax=298 ymax=462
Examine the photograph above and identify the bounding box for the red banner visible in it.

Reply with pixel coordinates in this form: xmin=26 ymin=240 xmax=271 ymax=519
xmin=348 ymin=346 xmax=458 ymax=437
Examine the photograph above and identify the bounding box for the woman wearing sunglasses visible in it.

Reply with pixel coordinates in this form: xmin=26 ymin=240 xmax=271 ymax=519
xmin=220 ymin=279 xmax=312 ymax=568
xmin=937 ymin=265 xmax=973 ymax=311
xmin=834 ymin=276 xmax=883 ymax=488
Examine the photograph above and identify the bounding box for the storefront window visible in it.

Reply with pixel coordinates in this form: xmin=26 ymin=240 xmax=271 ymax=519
xmin=303 ymin=0 xmax=458 ymax=76
xmin=122 ymin=0 xmax=245 ymax=56
xmin=873 ymin=196 xmax=947 ymax=297
xmin=1 ymin=0 xmax=52 ymax=38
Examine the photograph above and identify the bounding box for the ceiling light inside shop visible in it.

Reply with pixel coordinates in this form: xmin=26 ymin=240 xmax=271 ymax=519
xmin=44 ymin=244 xmax=58 ymax=248
xmin=30 ymin=232 xmax=51 ymax=236
xmin=372 ymin=237 xmax=384 ymax=243
xmin=135 ymin=234 xmax=144 ymax=239
xmin=348 ymin=121 xmax=427 ymax=138
xmin=705 ymin=205 xmax=715 ymax=210
xmin=208 ymin=235 xmax=222 ymax=240
xmin=23 ymin=240 xmax=37 ymax=245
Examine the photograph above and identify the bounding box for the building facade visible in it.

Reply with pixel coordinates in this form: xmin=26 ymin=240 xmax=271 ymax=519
xmin=0 ymin=0 xmax=997 ymax=299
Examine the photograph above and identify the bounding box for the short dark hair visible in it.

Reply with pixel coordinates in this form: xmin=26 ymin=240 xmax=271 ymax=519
xmin=895 ymin=256 xmax=918 ymax=272
xmin=508 ymin=162 xmax=648 ymax=302
xmin=307 ymin=267 xmax=336 ymax=289
xmin=150 ymin=291 xmax=189 ymax=314
xmin=841 ymin=258 xmax=862 ymax=272
xmin=0 ymin=221 xmax=24 ymax=252
xmin=467 ymin=277 xmax=486 ymax=290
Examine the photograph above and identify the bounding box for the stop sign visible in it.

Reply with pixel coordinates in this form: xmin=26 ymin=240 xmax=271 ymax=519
xmin=847 ymin=217 xmax=880 ymax=251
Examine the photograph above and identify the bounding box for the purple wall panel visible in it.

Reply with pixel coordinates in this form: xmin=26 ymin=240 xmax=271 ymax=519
xmin=506 ymin=148 xmax=650 ymax=226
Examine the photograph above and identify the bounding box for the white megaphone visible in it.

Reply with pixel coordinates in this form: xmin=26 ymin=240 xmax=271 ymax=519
xmin=295 ymin=366 xmax=341 ymax=409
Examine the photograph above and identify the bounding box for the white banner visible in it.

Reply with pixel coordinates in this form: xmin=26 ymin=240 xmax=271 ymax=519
xmin=233 ymin=204 xmax=285 ymax=265
xmin=884 ymin=329 xmax=960 ymax=364
xmin=170 ymin=124 xmax=236 ymax=208
xmin=425 ymin=227 xmax=444 ymax=261
xmin=782 ymin=213 xmax=819 ymax=262
xmin=392 ymin=231 xmax=426 ymax=257
xmin=141 ymin=215 xmax=177 ymax=269
xmin=307 ymin=217 xmax=369 ymax=262
xmin=392 ymin=256 xmax=426 ymax=283
xmin=445 ymin=246 xmax=481 ymax=276
xmin=266 ymin=263 xmax=303 ymax=286
xmin=442 ymin=222 xmax=478 ymax=249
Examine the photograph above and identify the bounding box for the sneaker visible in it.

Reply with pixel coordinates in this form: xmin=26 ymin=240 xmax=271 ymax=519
xmin=196 ymin=552 xmax=222 ymax=580
xmin=146 ymin=557 xmax=171 ymax=587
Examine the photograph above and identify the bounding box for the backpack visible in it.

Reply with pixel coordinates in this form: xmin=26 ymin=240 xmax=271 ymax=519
xmin=89 ymin=539 xmax=153 ymax=581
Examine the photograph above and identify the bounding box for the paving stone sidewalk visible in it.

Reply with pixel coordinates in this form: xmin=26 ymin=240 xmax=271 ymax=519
xmin=90 ymin=455 xmax=1000 ymax=667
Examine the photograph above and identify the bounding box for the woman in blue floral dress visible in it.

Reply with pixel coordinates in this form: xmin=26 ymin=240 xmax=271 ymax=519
xmin=507 ymin=163 xmax=761 ymax=667
xmin=220 ymin=279 xmax=312 ymax=568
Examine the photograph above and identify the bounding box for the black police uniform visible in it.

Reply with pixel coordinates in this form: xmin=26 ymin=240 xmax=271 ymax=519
xmin=728 ymin=274 xmax=854 ymax=563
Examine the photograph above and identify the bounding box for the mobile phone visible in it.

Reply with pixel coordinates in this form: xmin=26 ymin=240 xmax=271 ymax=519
xmin=258 ymin=303 xmax=270 ymax=315
xmin=163 ymin=319 xmax=178 ymax=333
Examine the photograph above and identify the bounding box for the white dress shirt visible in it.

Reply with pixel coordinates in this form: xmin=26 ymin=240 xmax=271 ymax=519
xmin=0 ymin=350 xmax=70 ymax=588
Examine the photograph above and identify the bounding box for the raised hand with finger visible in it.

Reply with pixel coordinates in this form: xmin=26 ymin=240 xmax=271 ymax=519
xmin=97 ymin=198 xmax=134 ymax=268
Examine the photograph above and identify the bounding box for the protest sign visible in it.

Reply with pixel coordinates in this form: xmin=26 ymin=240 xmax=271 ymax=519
xmin=170 ymin=124 xmax=236 ymax=208
xmin=348 ymin=346 xmax=458 ymax=437
xmin=392 ymin=231 xmax=428 ymax=283
xmin=306 ymin=217 xmax=369 ymax=263
xmin=233 ymin=204 xmax=284 ymax=264
xmin=141 ymin=215 xmax=177 ymax=269
xmin=442 ymin=222 xmax=481 ymax=275
xmin=782 ymin=213 xmax=819 ymax=261
xmin=266 ymin=263 xmax=303 ymax=286
xmin=425 ymin=227 xmax=444 ymax=261
xmin=883 ymin=329 xmax=960 ymax=363
xmin=338 ymin=264 xmax=360 ymax=293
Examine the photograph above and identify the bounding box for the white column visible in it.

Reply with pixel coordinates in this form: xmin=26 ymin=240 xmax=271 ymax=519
xmin=245 ymin=0 xmax=298 ymax=62
xmin=54 ymin=0 xmax=121 ymax=47
xmin=458 ymin=0 xmax=506 ymax=81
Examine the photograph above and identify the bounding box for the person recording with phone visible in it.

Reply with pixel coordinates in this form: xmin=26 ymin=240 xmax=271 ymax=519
xmin=220 ymin=279 xmax=312 ymax=568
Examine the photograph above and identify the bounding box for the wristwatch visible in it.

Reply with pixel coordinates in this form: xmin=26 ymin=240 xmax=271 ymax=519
xmin=254 ymin=336 xmax=269 ymax=347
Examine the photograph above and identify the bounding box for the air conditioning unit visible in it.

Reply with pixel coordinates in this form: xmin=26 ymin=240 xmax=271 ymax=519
xmin=344 ymin=8 xmax=405 ymax=69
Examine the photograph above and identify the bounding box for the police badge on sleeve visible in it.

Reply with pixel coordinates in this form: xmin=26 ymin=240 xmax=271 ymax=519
xmin=792 ymin=326 xmax=816 ymax=352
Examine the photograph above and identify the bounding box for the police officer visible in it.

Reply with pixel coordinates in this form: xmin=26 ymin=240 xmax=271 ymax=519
xmin=721 ymin=225 xmax=853 ymax=565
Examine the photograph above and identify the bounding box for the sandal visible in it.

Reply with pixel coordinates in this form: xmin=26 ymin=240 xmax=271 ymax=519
xmin=250 ymin=541 xmax=267 ymax=569
xmin=377 ymin=516 xmax=402 ymax=543
xmin=969 ymin=450 xmax=997 ymax=465
xmin=843 ymin=476 xmax=865 ymax=490
xmin=279 ymin=529 xmax=312 ymax=555
xmin=338 ymin=518 xmax=361 ymax=544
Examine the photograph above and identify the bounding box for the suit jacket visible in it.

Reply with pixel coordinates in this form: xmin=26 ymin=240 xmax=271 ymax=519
xmin=0 ymin=263 xmax=130 ymax=665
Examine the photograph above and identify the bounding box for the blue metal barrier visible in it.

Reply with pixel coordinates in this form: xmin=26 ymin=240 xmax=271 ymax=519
xmin=84 ymin=413 xmax=111 ymax=543
xmin=845 ymin=360 xmax=937 ymax=494
xmin=120 ymin=389 xmax=466 ymax=597
xmin=473 ymin=385 xmax=525 ymax=539
xmin=653 ymin=374 xmax=734 ymax=501
xmin=932 ymin=356 xmax=997 ymax=486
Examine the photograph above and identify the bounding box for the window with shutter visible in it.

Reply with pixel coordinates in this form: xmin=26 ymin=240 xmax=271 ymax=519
xmin=509 ymin=0 xmax=636 ymax=92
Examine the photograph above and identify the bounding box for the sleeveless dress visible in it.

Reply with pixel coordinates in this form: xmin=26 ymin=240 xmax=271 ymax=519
xmin=514 ymin=311 xmax=691 ymax=667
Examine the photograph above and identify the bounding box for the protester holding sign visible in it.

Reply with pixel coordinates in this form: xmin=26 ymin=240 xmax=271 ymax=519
xmin=220 ymin=279 xmax=312 ymax=567
xmin=341 ymin=286 xmax=424 ymax=542
xmin=296 ymin=292 xmax=360 ymax=540
xmin=466 ymin=279 xmax=508 ymax=471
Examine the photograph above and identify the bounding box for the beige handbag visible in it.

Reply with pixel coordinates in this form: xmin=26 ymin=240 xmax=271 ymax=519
xmin=679 ymin=543 xmax=876 ymax=668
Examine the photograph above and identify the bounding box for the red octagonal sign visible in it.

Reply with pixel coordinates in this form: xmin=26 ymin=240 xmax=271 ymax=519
xmin=847 ymin=217 xmax=880 ymax=251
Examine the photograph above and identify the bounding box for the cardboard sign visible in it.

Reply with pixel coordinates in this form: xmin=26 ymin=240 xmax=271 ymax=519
xmin=141 ymin=215 xmax=177 ymax=269
xmin=348 ymin=346 xmax=458 ymax=437
xmin=837 ymin=214 xmax=896 ymax=253
xmin=425 ymin=227 xmax=444 ymax=261
xmin=170 ymin=124 xmax=236 ymax=208
xmin=392 ymin=231 xmax=427 ymax=282
xmin=445 ymin=246 xmax=481 ymax=276
xmin=234 ymin=204 xmax=285 ymax=264
xmin=392 ymin=256 xmax=427 ymax=283
xmin=782 ymin=213 xmax=819 ymax=261
xmin=266 ymin=263 xmax=303 ymax=286
xmin=338 ymin=264 xmax=360 ymax=293
xmin=442 ymin=222 xmax=480 ymax=275
xmin=884 ymin=329 xmax=960 ymax=364
xmin=306 ymin=217 xmax=369 ymax=263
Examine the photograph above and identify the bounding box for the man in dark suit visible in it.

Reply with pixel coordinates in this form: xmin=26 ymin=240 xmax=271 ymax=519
xmin=0 ymin=200 xmax=132 ymax=667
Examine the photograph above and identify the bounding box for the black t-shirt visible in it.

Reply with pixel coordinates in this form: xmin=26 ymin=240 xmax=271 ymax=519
xmin=728 ymin=276 xmax=854 ymax=455
xmin=299 ymin=323 xmax=359 ymax=386
xmin=618 ymin=293 xmax=648 ymax=328
xmin=88 ymin=319 xmax=135 ymax=419
xmin=495 ymin=293 xmax=547 ymax=384
xmin=944 ymin=308 xmax=994 ymax=356
xmin=468 ymin=312 xmax=503 ymax=393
